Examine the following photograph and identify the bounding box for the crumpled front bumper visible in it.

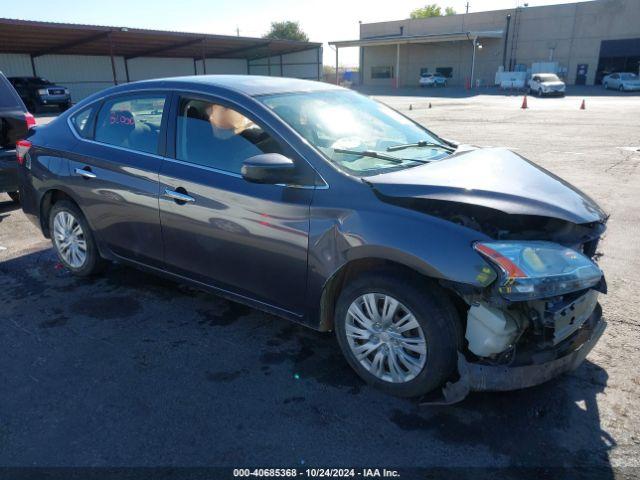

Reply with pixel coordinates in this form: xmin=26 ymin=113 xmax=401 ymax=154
xmin=425 ymin=303 xmax=605 ymax=405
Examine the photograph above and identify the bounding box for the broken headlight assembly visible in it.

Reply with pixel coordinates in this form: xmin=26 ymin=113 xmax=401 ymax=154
xmin=474 ymin=241 xmax=603 ymax=301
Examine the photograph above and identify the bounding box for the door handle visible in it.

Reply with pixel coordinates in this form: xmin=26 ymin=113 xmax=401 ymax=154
xmin=74 ymin=167 xmax=96 ymax=179
xmin=164 ymin=188 xmax=195 ymax=204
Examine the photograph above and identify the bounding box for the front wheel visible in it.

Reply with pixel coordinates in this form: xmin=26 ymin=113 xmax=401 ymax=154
xmin=49 ymin=200 xmax=106 ymax=276
xmin=334 ymin=272 xmax=460 ymax=397
xmin=619 ymin=84 xmax=625 ymax=92
xmin=603 ymin=82 xmax=608 ymax=90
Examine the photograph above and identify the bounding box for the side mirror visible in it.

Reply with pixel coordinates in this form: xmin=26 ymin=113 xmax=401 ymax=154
xmin=241 ymin=153 xmax=296 ymax=184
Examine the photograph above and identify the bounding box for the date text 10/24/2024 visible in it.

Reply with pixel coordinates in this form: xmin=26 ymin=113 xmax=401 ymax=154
xmin=233 ymin=468 xmax=401 ymax=478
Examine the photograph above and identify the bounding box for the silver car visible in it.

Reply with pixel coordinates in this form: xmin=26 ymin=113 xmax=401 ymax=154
xmin=528 ymin=73 xmax=566 ymax=97
xmin=602 ymin=72 xmax=640 ymax=91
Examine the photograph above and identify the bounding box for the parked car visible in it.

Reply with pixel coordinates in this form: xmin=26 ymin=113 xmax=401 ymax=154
xmin=0 ymin=71 xmax=35 ymax=203
xmin=528 ymin=73 xmax=566 ymax=97
xmin=602 ymin=72 xmax=640 ymax=91
xmin=18 ymin=76 xmax=607 ymax=402
xmin=419 ymin=73 xmax=447 ymax=87
xmin=8 ymin=76 xmax=71 ymax=113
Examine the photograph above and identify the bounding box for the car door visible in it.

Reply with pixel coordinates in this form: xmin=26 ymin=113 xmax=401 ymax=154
xmin=67 ymin=92 xmax=168 ymax=268
xmin=159 ymin=93 xmax=315 ymax=316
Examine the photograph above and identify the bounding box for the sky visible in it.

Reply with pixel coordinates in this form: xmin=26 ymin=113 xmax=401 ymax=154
xmin=1 ymin=0 xmax=592 ymax=66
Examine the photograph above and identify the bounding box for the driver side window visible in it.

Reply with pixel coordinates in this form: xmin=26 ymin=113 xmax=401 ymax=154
xmin=175 ymin=98 xmax=284 ymax=175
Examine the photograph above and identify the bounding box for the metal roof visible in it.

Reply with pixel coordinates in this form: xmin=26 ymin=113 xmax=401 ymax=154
xmin=329 ymin=30 xmax=504 ymax=48
xmin=0 ymin=18 xmax=321 ymax=60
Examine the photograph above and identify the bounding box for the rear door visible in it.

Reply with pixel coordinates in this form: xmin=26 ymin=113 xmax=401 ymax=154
xmin=159 ymin=93 xmax=314 ymax=316
xmin=67 ymin=92 xmax=168 ymax=268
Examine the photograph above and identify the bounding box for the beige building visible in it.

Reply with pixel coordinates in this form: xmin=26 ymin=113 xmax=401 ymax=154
xmin=329 ymin=0 xmax=640 ymax=87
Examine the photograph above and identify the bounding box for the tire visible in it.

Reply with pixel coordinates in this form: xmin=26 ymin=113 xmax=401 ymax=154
xmin=48 ymin=200 xmax=106 ymax=276
xmin=334 ymin=271 xmax=461 ymax=397
xmin=538 ymin=88 xmax=543 ymax=97
xmin=7 ymin=191 xmax=19 ymax=203
xmin=58 ymin=102 xmax=71 ymax=112
xmin=603 ymin=82 xmax=608 ymax=90
xmin=619 ymin=85 xmax=624 ymax=92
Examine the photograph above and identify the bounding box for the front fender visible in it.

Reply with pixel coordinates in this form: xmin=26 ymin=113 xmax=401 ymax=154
xmin=305 ymin=186 xmax=497 ymax=327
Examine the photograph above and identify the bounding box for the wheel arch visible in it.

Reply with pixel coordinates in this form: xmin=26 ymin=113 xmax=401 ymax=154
xmin=39 ymin=188 xmax=82 ymax=238
xmin=316 ymin=255 xmax=462 ymax=333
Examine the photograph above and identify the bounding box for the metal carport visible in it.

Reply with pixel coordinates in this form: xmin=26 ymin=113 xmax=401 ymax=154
xmin=0 ymin=18 xmax=322 ymax=95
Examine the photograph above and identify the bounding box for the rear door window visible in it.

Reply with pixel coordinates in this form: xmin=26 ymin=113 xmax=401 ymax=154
xmin=95 ymin=94 xmax=166 ymax=154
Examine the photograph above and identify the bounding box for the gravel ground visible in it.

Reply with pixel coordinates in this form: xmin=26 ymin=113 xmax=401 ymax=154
xmin=0 ymin=87 xmax=638 ymax=478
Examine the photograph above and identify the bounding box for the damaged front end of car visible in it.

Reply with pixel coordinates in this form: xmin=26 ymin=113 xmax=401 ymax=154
xmin=429 ymin=211 xmax=607 ymax=404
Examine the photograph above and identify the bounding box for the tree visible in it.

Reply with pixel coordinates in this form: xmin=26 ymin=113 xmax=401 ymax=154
xmin=410 ymin=4 xmax=441 ymax=18
xmin=263 ymin=21 xmax=309 ymax=42
xmin=409 ymin=4 xmax=456 ymax=19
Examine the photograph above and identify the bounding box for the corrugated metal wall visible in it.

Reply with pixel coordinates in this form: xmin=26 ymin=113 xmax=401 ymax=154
xmin=248 ymin=48 xmax=321 ymax=80
xmin=0 ymin=48 xmax=321 ymax=103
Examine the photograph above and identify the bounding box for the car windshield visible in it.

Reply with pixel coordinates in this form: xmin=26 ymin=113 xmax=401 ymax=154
xmin=259 ymin=90 xmax=452 ymax=176
xmin=620 ymin=73 xmax=638 ymax=80
xmin=538 ymin=74 xmax=560 ymax=82
xmin=29 ymin=77 xmax=52 ymax=86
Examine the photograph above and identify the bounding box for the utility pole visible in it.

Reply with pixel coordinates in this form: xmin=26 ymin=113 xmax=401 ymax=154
xmin=465 ymin=2 xmax=470 ymax=13
xmin=236 ymin=26 xmax=240 ymax=36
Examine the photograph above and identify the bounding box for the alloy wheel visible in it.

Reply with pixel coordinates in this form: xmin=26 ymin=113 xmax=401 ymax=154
xmin=53 ymin=211 xmax=87 ymax=268
xmin=345 ymin=293 xmax=427 ymax=383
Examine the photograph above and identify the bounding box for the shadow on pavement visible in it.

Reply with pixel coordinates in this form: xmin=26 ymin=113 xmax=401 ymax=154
xmin=0 ymin=248 xmax=617 ymax=475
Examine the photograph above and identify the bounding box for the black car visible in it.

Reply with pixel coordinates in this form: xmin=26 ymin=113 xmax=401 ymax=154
xmin=8 ymin=76 xmax=72 ymax=113
xmin=1 ymin=71 xmax=35 ymax=202
xmin=18 ymin=76 xmax=607 ymax=402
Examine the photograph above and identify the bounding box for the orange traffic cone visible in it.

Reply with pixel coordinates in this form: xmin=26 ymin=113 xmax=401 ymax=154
xmin=580 ymin=99 xmax=586 ymax=110
xmin=521 ymin=95 xmax=528 ymax=109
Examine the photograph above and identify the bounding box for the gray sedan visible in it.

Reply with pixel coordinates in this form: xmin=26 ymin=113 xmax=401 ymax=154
xmin=18 ymin=76 xmax=607 ymax=402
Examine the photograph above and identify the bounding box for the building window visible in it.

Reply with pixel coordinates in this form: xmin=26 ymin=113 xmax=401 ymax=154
xmin=371 ymin=66 xmax=394 ymax=79
xmin=436 ymin=67 xmax=453 ymax=78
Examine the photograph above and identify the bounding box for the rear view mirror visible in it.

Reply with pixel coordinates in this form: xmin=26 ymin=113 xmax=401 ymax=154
xmin=241 ymin=153 xmax=296 ymax=184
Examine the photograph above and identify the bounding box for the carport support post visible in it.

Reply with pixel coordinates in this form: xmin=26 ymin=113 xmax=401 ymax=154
xmin=29 ymin=55 xmax=37 ymax=77
xmin=335 ymin=46 xmax=339 ymax=85
xmin=201 ymin=39 xmax=207 ymax=75
xmin=470 ymin=36 xmax=478 ymax=90
xmin=107 ymin=32 xmax=118 ymax=86
xmin=395 ymin=43 xmax=400 ymax=89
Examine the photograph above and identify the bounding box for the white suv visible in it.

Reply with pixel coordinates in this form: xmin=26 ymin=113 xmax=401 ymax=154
xmin=528 ymin=73 xmax=566 ymax=97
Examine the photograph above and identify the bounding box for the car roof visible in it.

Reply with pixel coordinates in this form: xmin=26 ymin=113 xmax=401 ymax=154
xmin=131 ymin=75 xmax=343 ymax=97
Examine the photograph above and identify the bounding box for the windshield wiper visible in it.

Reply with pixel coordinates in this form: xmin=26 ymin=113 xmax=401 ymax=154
xmin=386 ymin=140 xmax=454 ymax=152
xmin=333 ymin=148 xmax=432 ymax=164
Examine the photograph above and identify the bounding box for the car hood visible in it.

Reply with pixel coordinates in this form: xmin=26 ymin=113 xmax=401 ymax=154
xmin=364 ymin=147 xmax=606 ymax=224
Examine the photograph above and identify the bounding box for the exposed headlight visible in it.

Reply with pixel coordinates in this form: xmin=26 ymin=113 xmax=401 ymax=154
xmin=37 ymin=88 xmax=48 ymax=95
xmin=474 ymin=241 xmax=602 ymax=301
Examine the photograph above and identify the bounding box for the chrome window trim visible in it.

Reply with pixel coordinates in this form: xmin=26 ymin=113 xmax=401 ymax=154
xmin=67 ymin=86 xmax=329 ymax=189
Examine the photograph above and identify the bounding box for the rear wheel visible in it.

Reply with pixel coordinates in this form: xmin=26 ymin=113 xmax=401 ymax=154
xmin=334 ymin=271 xmax=460 ymax=397
xmin=7 ymin=191 xmax=19 ymax=203
xmin=49 ymin=200 xmax=105 ymax=276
